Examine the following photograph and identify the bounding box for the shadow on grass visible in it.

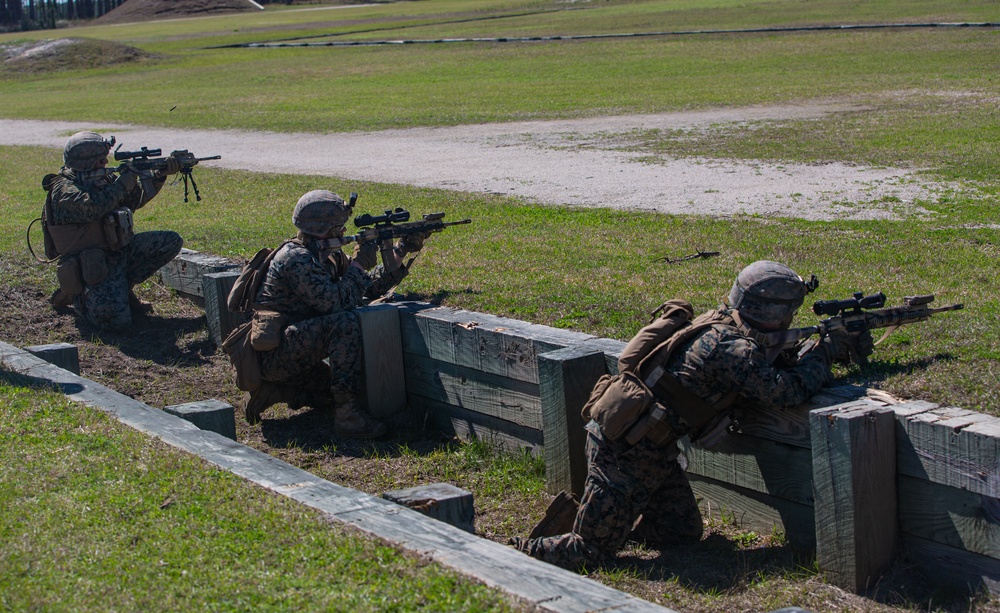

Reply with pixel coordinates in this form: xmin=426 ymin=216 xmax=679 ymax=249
xmin=613 ymin=533 xmax=809 ymax=592
xmin=75 ymin=311 xmax=215 ymax=368
xmin=260 ymin=403 xmax=456 ymax=460
xmin=0 ymin=367 xmax=85 ymax=396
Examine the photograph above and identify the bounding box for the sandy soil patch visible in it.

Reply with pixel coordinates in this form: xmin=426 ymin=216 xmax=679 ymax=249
xmin=0 ymin=101 xmax=957 ymax=220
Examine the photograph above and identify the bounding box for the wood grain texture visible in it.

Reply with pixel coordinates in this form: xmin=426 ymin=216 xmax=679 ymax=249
xmin=682 ymin=433 xmax=813 ymax=505
xmin=904 ymin=535 xmax=1000 ymax=595
xmin=403 ymin=353 xmax=542 ymax=429
xmin=356 ymin=304 xmax=406 ymax=418
xmin=810 ymin=402 xmax=897 ymax=593
xmin=896 ymin=405 xmax=1000 ymax=497
xmin=159 ymin=248 xmax=239 ymax=299
xmin=899 ymin=475 xmax=1000 ymax=560
xmin=538 ymin=346 xmax=607 ymax=496
xmin=203 ymin=271 xmax=245 ymax=346
xmin=415 ymin=395 xmax=544 ymax=455
xmin=689 ymin=474 xmax=816 ymax=549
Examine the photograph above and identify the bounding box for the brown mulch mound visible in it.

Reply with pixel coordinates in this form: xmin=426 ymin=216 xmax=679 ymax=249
xmin=0 ymin=38 xmax=157 ymax=73
xmin=96 ymin=0 xmax=262 ymax=25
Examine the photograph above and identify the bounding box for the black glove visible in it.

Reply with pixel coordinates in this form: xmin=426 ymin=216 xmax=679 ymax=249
xmin=814 ymin=325 xmax=850 ymax=366
xmin=117 ymin=170 xmax=138 ymax=191
xmin=397 ymin=230 xmax=432 ymax=255
xmin=161 ymin=155 xmax=181 ymax=176
xmin=845 ymin=330 xmax=875 ymax=365
xmin=352 ymin=241 xmax=378 ymax=271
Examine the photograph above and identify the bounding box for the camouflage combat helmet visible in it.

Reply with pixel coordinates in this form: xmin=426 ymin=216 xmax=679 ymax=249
xmin=63 ymin=131 xmax=114 ymax=171
xmin=292 ymin=190 xmax=350 ymax=236
xmin=728 ymin=261 xmax=816 ymax=331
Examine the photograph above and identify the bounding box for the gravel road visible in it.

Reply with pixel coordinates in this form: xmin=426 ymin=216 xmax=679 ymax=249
xmin=0 ymin=102 xmax=951 ymax=220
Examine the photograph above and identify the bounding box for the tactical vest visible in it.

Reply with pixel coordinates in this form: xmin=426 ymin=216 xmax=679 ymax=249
xmin=37 ymin=173 xmax=135 ymax=297
xmin=582 ymin=301 xmax=740 ymax=447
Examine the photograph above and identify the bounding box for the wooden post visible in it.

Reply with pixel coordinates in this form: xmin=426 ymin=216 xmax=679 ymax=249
xmin=202 ymin=270 xmax=246 ymax=346
xmin=163 ymin=399 xmax=236 ymax=441
xmin=24 ymin=343 xmax=79 ymax=375
xmin=811 ymin=401 xmax=898 ymax=592
xmin=355 ymin=304 xmax=406 ymax=419
xmin=538 ymin=345 xmax=608 ymax=497
xmin=383 ymin=483 xmax=475 ymax=533
xmin=159 ymin=248 xmax=239 ymax=305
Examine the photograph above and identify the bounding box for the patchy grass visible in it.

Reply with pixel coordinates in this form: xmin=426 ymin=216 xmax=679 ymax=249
xmin=0 ymin=370 xmax=521 ymax=612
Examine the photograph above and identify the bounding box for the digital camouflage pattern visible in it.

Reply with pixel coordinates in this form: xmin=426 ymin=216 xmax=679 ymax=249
xmin=48 ymin=168 xmax=181 ymax=331
xmin=514 ymin=308 xmax=834 ymax=570
xmin=253 ymin=237 xmax=405 ymax=395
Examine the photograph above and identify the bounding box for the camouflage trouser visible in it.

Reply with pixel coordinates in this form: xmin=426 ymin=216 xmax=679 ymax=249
xmin=520 ymin=420 xmax=703 ymax=570
xmin=257 ymin=310 xmax=362 ymax=397
xmin=76 ymin=230 xmax=183 ymax=331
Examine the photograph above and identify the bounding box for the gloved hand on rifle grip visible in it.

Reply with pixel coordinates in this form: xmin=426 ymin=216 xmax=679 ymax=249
xmin=844 ymin=329 xmax=875 ymax=365
xmin=117 ymin=169 xmax=139 ymax=191
xmin=379 ymin=238 xmax=401 ymax=273
xmin=352 ymin=241 xmax=378 ymax=271
xmin=397 ymin=230 xmax=432 ymax=255
xmin=159 ymin=155 xmax=182 ymax=177
xmin=814 ymin=324 xmax=851 ymax=367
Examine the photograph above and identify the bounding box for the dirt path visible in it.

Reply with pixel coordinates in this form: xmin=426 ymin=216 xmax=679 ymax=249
xmin=0 ymin=102 xmax=951 ymax=219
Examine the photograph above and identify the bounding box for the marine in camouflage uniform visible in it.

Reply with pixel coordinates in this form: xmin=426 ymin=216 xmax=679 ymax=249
xmin=512 ymin=261 xmax=871 ymax=570
xmin=243 ymin=189 xmax=430 ymax=438
xmin=45 ymin=131 xmax=183 ymax=331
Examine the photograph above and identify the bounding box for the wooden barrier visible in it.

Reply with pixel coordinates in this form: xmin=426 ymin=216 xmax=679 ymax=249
xmin=158 ymin=250 xmax=1000 ymax=596
xmin=811 ymin=402 xmax=898 ymax=592
xmin=159 ymin=248 xmax=240 ymax=306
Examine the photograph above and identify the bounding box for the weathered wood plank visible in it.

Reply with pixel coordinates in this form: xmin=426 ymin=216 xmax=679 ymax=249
xmin=898 ymin=475 xmax=1000 ymax=560
xmin=735 ymin=385 xmax=894 ymax=449
xmin=538 ymin=345 xmax=607 ymax=497
xmin=24 ymin=342 xmax=79 ymax=375
xmin=689 ymin=474 xmax=816 ymax=549
xmin=356 ymin=304 xmax=406 ymax=419
xmin=400 ymin=304 xmax=593 ymax=385
xmin=414 ymin=396 xmax=543 ymax=455
xmin=903 ymin=535 xmax=1000 ymax=596
xmin=159 ymin=248 xmax=239 ymax=301
xmin=383 ymin=482 xmax=475 ymax=534
xmin=403 ymin=353 xmax=542 ymax=429
xmin=896 ymin=405 xmax=1000 ymax=498
xmin=682 ymin=433 xmax=813 ymax=506
xmin=163 ymin=398 xmax=236 ymax=441
xmin=203 ymin=270 xmax=246 ymax=346
xmin=810 ymin=402 xmax=897 ymax=593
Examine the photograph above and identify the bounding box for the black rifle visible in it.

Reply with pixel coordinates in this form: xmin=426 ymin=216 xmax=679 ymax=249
xmin=328 ymin=207 xmax=472 ymax=249
xmin=114 ymin=145 xmax=221 ymax=202
xmin=761 ymin=292 xmax=963 ymax=362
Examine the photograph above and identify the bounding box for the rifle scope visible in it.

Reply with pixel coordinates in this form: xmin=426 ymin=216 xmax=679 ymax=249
xmin=355 ymin=208 xmax=409 ymax=227
xmin=813 ymin=291 xmax=886 ymax=317
xmin=113 ymin=146 xmax=161 ymax=161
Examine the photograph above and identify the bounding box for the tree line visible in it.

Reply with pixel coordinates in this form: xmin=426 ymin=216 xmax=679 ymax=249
xmin=0 ymin=0 xmax=128 ymax=30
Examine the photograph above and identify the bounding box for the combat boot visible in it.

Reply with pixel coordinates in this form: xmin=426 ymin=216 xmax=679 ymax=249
xmin=127 ymin=288 xmax=153 ymax=315
xmin=528 ymin=491 xmax=580 ymax=539
xmin=243 ymin=381 xmax=284 ymax=424
xmin=334 ymin=400 xmax=387 ymax=439
xmin=50 ymin=289 xmax=73 ymax=310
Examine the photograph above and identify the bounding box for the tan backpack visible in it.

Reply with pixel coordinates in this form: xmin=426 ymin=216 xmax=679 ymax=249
xmin=582 ymin=300 xmax=727 ymax=446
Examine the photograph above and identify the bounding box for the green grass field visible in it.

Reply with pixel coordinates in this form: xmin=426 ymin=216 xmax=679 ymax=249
xmin=0 ymin=371 xmax=519 ymax=612
xmin=1 ymin=0 xmax=998 ymax=610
